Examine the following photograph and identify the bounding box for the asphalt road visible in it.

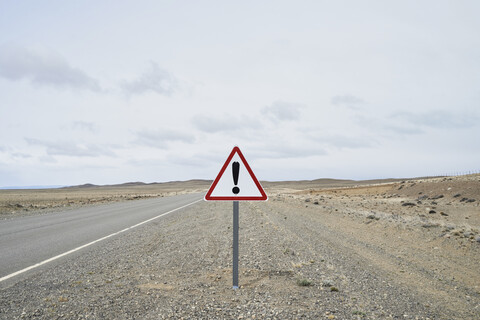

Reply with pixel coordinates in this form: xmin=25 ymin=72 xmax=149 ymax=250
xmin=0 ymin=193 xmax=203 ymax=284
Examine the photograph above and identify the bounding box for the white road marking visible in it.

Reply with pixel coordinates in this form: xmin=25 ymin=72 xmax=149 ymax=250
xmin=0 ymin=199 xmax=202 ymax=283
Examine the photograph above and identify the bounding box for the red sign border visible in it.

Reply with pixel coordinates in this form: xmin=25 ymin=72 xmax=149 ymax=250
xmin=204 ymin=146 xmax=267 ymax=201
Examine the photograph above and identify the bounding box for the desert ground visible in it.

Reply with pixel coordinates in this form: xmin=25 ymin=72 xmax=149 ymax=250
xmin=0 ymin=180 xmax=209 ymax=218
xmin=0 ymin=175 xmax=479 ymax=319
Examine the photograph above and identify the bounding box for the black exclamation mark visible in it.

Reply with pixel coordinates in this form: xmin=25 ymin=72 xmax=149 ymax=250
xmin=232 ymin=161 xmax=240 ymax=194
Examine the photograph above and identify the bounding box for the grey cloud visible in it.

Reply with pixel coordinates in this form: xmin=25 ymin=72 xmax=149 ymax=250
xmin=135 ymin=129 xmax=195 ymax=149
xmin=0 ymin=44 xmax=100 ymax=91
xmin=121 ymin=61 xmax=177 ymax=96
xmin=25 ymin=138 xmax=114 ymax=157
xmin=167 ymin=153 xmax=223 ymax=167
xmin=331 ymin=94 xmax=365 ymax=109
xmin=353 ymin=114 xmax=424 ymax=136
xmin=385 ymin=125 xmax=424 ymax=135
xmin=192 ymin=115 xmax=262 ymax=133
xmin=39 ymin=155 xmax=57 ymax=164
xmin=12 ymin=152 xmax=33 ymax=159
xmin=298 ymin=124 xmax=374 ymax=150
xmin=0 ymin=147 xmax=33 ymax=159
xmin=261 ymin=101 xmax=303 ymax=122
xmin=252 ymin=145 xmax=327 ymax=159
xmin=353 ymin=109 xmax=475 ymax=138
xmin=126 ymin=158 xmax=164 ymax=167
xmin=321 ymin=135 xmax=373 ymax=149
xmin=391 ymin=110 xmax=478 ymax=129
xmin=72 ymin=121 xmax=97 ymax=132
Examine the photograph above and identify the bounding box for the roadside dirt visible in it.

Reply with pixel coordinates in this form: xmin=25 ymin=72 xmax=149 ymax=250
xmin=0 ymin=180 xmax=210 ymax=218
xmin=0 ymin=175 xmax=479 ymax=319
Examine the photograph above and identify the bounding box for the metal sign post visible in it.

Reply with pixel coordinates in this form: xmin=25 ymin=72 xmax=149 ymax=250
xmin=204 ymin=146 xmax=267 ymax=289
xmin=232 ymin=201 xmax=239 ymax=289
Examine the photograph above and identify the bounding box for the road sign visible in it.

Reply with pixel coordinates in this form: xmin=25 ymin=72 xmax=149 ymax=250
xmin=204 ymin=146 xmax=267 ymax=201
xmin=204 ymin=146 xmax=267 ymax=289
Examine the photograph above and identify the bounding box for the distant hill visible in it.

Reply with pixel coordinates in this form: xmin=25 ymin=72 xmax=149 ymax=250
xmin=74 ymin=183 xmax=98 ymax=188
xmin=2 ymin=177 xmax=425 ymax=192
xmin=61 ymin=177 xmax=412 ymax=191
xmin=63 ymin=180 xmax=212 ymax=189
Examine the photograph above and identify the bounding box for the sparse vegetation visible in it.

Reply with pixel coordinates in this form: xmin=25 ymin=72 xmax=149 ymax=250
xmin=297 ymin=279 xmax=313 ymax=287
xmin=2 ymin=174 xmax=479 ymax=318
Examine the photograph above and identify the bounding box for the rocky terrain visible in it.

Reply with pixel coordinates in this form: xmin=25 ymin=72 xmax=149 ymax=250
xmin=0 ymin=175 xmax=479 ymax=319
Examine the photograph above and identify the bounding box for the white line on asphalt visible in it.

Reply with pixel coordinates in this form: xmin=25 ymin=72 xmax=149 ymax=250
xmin=0 ymin=199 xmax=203 ymax=283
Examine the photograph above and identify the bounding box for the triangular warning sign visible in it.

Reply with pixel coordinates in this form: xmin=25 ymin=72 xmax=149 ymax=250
xmin=205 ymin=146 xmax=267 ymax=201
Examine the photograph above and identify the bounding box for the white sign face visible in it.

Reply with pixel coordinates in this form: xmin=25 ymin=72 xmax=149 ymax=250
xmin=205 ymin=147 xmax=267 ymax=201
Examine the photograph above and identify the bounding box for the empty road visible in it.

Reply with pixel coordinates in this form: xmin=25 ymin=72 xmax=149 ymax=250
xmin=0 ymin=193 xmax=202 ymax=285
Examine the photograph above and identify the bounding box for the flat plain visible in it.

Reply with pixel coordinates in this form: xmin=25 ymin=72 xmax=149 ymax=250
xmin=0 ymin=175 xmax=479 ymax=319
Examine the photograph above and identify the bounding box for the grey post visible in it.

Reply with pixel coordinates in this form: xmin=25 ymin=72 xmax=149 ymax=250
xmin=233 ymin=201 xmax=239 ymax=289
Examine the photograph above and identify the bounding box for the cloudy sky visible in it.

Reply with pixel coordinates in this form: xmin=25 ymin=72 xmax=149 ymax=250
xmin=1 ymin=1 xmax=479 ymax=187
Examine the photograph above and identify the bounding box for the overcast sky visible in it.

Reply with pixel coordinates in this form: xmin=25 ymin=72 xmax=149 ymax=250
xmin=1 ymin=1 xmax=479 ymax=187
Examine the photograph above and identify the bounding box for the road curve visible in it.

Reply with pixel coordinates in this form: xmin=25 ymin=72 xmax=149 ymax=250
xmin=0 ymin=193 xmax=203 ymax=283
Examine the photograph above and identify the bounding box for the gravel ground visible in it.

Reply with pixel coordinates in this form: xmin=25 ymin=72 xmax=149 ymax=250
xmin=1 ymin=176 xmax=479 ymax=319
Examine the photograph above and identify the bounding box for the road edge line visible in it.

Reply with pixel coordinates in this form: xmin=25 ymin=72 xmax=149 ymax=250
xmin=0 ymin=198 xmax=203 ymax=283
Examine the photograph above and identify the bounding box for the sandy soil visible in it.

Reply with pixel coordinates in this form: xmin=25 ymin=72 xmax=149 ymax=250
xmin=0 ymin=180 xmax=210 ymax=218
xmin=0 ymin=175 xmax=479 ymax=319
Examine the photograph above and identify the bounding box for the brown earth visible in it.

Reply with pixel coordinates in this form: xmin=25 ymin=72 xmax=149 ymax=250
xmin=0 ymin=180 xmax=210 ymax=218
xmin=0 ymin=175 xmax=479 ymax=319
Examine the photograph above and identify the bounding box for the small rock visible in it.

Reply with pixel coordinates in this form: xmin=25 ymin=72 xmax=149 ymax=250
xmin=429 ymin=210 xmax=436 ymax=214
xmin=402 ymin=202 xmax=416 ymax=207
xmin=453 ymin=193 xmax=461 ymax=198
xmin=440 ymin=212 xmax=448 ymax=216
